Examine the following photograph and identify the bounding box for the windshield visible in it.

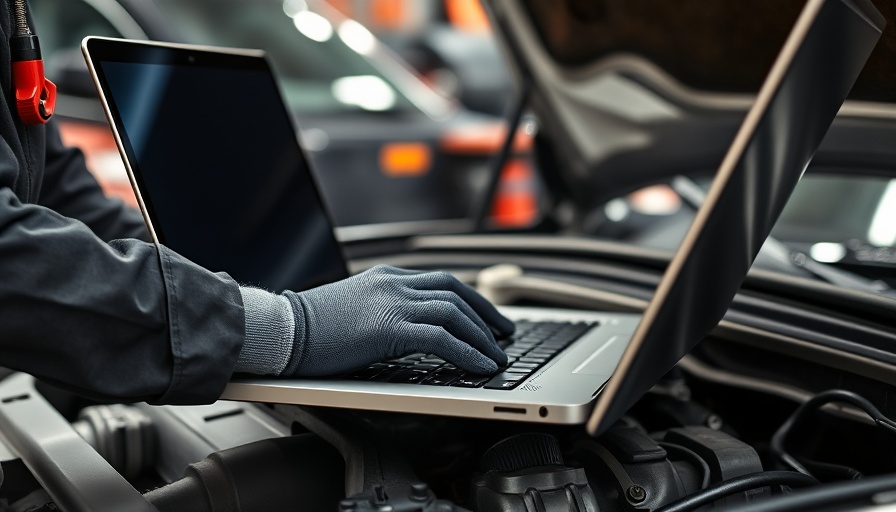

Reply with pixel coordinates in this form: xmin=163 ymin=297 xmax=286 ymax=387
xmin=150 ymin=0 xmax=445 ymax=116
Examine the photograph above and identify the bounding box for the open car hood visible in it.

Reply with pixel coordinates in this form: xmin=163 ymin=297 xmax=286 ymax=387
xmin=481 ymin=0 xmax=896 ymax=214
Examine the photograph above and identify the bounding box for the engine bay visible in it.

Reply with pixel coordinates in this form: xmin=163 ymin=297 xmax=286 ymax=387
xmin=0 ymin=265 xmax=894 ymax=512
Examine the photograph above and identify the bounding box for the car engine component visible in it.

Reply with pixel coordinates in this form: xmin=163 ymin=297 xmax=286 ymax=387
xmin=470 ymin=433 xmax=598 ymax=511
xmin=143 ymin=435 xmax=344 ymax=512
xmin=72 ymin=404 xmax=155 ymax=481
xmin=339 ymin=482 xmax=468 ymax=512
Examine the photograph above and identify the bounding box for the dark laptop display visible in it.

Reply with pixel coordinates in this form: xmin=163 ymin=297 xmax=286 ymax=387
xmin=94 ymin=48 xmax=347 ymax=292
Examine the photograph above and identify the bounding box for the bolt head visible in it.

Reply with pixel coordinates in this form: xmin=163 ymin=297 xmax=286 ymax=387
xmin=627 ymin=485 xmax=647 ymax=503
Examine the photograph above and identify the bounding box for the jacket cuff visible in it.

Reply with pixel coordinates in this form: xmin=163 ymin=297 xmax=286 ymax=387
xmin=153 ymin=246 xmax=245 ymax=405
xmin=236 ymin=287 xmax=295 ymax=375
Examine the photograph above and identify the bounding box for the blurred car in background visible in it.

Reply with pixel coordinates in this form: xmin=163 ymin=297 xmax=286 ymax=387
xmin=333 ymin=0 xmax=515 ymax=118
xmin=31 ymin=0 xmax=538 ymax=229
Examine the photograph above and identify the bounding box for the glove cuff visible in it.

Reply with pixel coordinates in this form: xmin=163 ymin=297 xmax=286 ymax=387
xmin=235 ymin=287 xmax=296 ymax=375
xmin=280 ymin=291 xmax=309 ymax=376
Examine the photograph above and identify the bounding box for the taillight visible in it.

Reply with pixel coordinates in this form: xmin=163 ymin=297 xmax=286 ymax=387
xmin=379 ymin=142 xmax=432 ymax=177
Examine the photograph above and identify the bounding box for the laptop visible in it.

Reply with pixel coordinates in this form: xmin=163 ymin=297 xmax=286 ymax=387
xmin=81 ymin=0 xmax=883 ymax=436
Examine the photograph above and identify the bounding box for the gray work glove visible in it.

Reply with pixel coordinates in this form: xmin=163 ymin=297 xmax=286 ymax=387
xmin=278 ymin=265 xmax=513 ymax=377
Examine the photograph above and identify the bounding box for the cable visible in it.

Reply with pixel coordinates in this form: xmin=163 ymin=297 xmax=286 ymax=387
xmin=653 ymin=471 xmax=819 ymax=512
xmin=795 ymin=456 xmax=863 ymax=482
xmin=771 ymin=389 xmax=896 ymax=477
xmin=657 ymin=442 xmax=711 ymax=490
xmin=715 ymin=473 xmax=896 ymax=512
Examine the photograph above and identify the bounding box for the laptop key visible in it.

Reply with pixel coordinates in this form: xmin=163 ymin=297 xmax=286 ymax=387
xmin=450 ymin=376 xmax=491 ymax=388
xmin=348 ymin=367 xmax=383 ymax=380
xmin=389 ymin=370 xmax=430 ymax=384
xmin=484 ymin=372 xmax=525 ymax=390
xmin=355 ymin=363 xmax=399 ymax=376
xmin=371 ymin=369 xmax=398 ymax=381
xmin=422 ymin=370 xmax=460 ymax=386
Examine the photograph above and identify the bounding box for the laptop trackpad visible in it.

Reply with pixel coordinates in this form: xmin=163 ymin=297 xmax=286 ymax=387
xmin=573 ymin=335 xmax=622 ymax=375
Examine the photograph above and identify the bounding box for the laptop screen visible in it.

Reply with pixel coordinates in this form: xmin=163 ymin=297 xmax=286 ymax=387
xmin=585 ymin=0 xmax=884 ymax=435
xmin=87 ymin=43 xmax=348 ymax=292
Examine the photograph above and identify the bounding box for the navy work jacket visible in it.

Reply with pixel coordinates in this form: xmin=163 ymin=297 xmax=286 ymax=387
xmin=0 ymin=3 xmax=244 ymax=404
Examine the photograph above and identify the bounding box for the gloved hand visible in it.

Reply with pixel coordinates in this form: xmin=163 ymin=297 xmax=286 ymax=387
xmin=279 ymin=265 xmax=514 ymax=377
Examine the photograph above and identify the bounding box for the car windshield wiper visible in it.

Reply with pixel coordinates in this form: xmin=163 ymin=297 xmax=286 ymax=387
xmin=670 ymin=176 xmax=893 ymax=295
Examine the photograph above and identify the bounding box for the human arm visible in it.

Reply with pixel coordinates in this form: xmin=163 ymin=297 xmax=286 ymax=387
xmin=2 ymin=181 xmax=508 ymax=399
xmin=3 ymin=125 xmax=509 ymax=396
xmin=0 ymin=132 xmax=243 ymax=403
xmin=3 ymin=170 xmax=508 ymax=403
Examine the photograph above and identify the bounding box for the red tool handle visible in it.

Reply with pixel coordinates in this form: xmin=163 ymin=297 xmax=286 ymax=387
xmin=13 ymin=59 xmax=56 ymax=124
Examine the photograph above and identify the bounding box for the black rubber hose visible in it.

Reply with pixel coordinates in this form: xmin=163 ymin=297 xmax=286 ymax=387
xmin=720 ymin=473 xmax=896 ymax=512
xmin=653 ymin=471 xmax=819 ymax=512
xmin=658 ymin=442 xmax=711 ymax=490
xmin=770 ymin=389 xmax=896 ymax=477
xmin=730 ymin=474 xmax=896 ymax=512
xmin=796 ymin=456 xmax=863 ymax=481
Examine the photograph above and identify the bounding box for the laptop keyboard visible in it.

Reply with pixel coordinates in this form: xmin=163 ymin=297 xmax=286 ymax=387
xmin=344 ymin=320 xmax=597 ymax=390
